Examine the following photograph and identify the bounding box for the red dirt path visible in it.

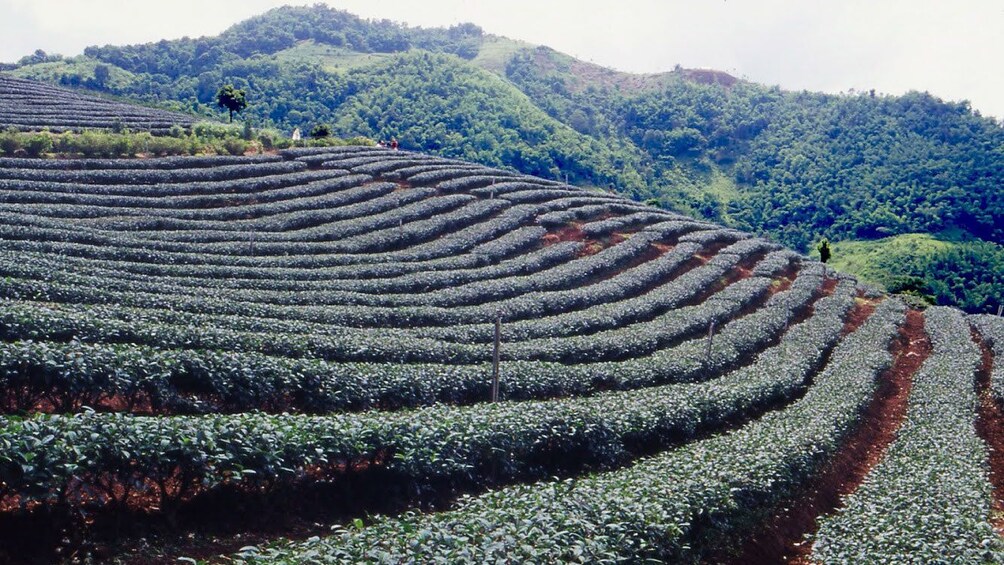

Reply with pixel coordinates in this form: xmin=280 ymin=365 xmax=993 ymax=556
xmin=541 ymin=222 xmax=587 ymax=246
xmin=731 ymin=308 xmax=930 ymax=564
xmin=839 ymin=295 xmax=877 ymax=337
xmin=973 ymin=328 xmax=1004 ymax=536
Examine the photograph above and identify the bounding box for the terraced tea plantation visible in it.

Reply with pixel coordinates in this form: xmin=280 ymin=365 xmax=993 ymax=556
xmin=0 ymin=74 xmax=194 ymax=134
xmin=1 ymin=145 xmax=1003 ymax=563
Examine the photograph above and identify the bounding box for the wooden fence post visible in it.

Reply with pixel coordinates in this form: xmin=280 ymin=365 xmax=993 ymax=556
xmin=492 ymin=311 xmax=502 ymax=402
xmin=704 ymin=320 xmax=715 ymax=365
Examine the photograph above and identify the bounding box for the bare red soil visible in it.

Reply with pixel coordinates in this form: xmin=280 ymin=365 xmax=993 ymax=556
xmin=608 ymin=240 xmax=668 ymax=270
xmin=540 ymin=221 xmax=629 ymax=258
xmin=763 ymin=273 xmax=835 ymax=333
xmin=0 ymin=450 xmax=402 ymax=564
xmin=973 ymin=328 xmax=1004 ymax=535
xmin=731 ymin=308 xmax=929 ymax=564
xmin=771 ymin=277 xmax=793 ymax=295
xmin=840 ymin=295 xmax=878 ymax=337
xmin=579 ymin=233 xmax=627 ymax=257
xmin=818 ymin=276 xmax=839 ymax=297
xmin=541 ymin=222 xmax=587 ymax=246
xmin=2 ymin=388 xmax=158 ymax=416
xmin=677 ymin=245 xmax=769 ymax=308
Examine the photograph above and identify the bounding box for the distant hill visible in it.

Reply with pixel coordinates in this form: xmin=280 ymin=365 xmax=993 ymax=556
xmin=7 ymin=3 xmax=1003 ymax=312
xmin=0 ymin=74 xmax=195 ymax=134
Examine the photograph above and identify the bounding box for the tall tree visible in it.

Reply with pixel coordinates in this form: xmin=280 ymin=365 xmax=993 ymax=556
xmin=215 ymin=84 xmax=247 ymax=123
xmin=92 ymin=64 xmax=111 ymax=89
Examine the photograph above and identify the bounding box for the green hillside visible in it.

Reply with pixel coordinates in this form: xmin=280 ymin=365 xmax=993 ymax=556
xmin=831 ymin=233 xmax=1004 ymax=313
xmin=7 ymin=3 xmax=1003 ymax=312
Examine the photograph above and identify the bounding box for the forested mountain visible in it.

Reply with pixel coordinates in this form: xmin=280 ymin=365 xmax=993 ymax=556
xmin=6 ymin=4 xmax=1003 ymax=312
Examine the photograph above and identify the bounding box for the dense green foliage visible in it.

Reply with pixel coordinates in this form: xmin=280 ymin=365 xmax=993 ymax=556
xmin=216 ymin=83 xmax=247 ymax=122
xmin=16 ymin=6 xmax=1002 ymax=240
xmin=908 ymin=241 xmax=1004 ymax=313
xmin=83 ymin=5 xmax=484 ymax=75
xmin=505 ymin=50 xmax=1004 ymax=244
xmin=0 ymin=282 xmax=854 ymax=515
xmin=238 ymin=300 xmax=926 ymax=564
xmin=817 ymin=239 xmax=831 ymax=264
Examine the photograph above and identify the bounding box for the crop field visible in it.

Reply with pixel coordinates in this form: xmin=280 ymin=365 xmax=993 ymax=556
xmin=0 ymin=145 xmax=1002 ymax=563
xmin=0 ymin=75 xmax=194 ymax=135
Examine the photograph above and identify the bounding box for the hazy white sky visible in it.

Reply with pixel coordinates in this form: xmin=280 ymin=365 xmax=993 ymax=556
xmin=2 ymin=0 xmax=1003 ymax=119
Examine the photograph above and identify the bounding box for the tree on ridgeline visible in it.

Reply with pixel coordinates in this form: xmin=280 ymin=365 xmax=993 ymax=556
xmin=92 ymin=64 xmax=111 ymax=90
xmin=216 ymin=84 xmax=247 ymax=123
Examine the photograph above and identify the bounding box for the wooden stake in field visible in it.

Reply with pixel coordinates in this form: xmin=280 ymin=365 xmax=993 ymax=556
xmin=492 ymin=311 xmax=502 ymax=402
xmin=396 ymin=197 xmax=404 ymax=241
xmin=704 ymin=320 xmax=715 ymax=365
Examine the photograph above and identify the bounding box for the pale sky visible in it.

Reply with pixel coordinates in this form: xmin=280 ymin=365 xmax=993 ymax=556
xmin=2 ymin=0 xmax=1003 ymax=120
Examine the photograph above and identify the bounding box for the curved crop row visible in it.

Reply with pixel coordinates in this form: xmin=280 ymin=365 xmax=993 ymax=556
xmin=0 ymin=75 xmax=194 ymax=133
xmin=235 ymin=297 xmax=904 ymax=564
xmin=972 ymin=314 xmax=1004 ymax=405
xmin=0 ymin=283 xmax=858 ymax=518
xmin=812 ymin=307 xmax=1004 ymax=563
xmin=0 ymin=145 xmax=905 ymax=563
xmin=0 ymin=257 xmax=820 ymax=365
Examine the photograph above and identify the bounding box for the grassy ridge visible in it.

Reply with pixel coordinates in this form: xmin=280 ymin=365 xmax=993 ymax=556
xmin=831 ymin=233 xmax=1004 ymax=313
